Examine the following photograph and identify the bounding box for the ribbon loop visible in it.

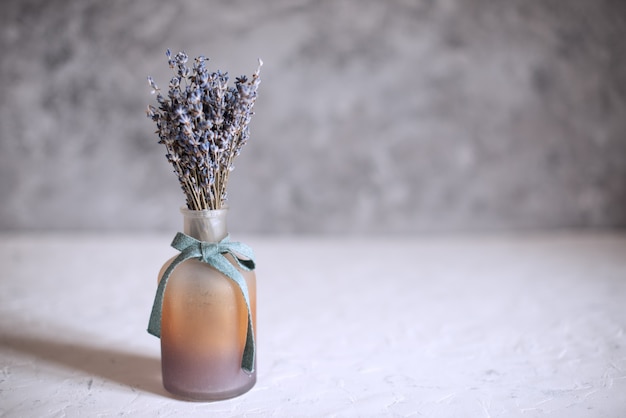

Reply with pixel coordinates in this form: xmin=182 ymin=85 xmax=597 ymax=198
xmin=147 ymin=233 xmax=256 ymax=373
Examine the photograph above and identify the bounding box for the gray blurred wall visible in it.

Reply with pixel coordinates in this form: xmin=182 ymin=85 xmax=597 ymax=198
xmin=1 ymin=0 xmax=625 ymax=234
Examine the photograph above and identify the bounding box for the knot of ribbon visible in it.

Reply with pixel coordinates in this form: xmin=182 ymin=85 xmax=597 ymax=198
xmin=147 ymin=232 xmax=256 ymax=373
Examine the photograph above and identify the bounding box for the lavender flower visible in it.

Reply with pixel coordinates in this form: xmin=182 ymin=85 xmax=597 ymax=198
xmin=147 ymin=50 xmax=262 ymax=210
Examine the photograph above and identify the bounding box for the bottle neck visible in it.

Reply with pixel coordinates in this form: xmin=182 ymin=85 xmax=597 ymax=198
xmin=181 ymin=207 xmax=229 ymax=242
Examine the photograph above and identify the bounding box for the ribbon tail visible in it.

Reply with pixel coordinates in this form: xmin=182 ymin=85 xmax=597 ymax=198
xmin=147 ymin=249 xmax=196 ymax=338
xmin=242 ymin=310 xmax=255 ymax=372
xmin=212 ymin=255 xmax=256 ymax=373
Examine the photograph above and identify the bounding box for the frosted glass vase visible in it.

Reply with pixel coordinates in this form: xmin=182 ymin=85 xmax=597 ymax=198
xmin=158 ymin=207 xmax=257 ymax=400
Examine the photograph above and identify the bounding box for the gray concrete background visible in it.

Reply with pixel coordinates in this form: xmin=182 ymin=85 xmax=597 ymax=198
xmin=1 ymin=0 xmax=625 ymax=234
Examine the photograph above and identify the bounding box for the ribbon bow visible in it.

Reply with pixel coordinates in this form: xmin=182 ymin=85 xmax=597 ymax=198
xmin=147 ymin=232 xmax=256 ymax=373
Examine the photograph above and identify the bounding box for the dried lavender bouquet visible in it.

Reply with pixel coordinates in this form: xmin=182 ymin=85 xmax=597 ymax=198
xmin=147 ymin=50 xmax=261 ymax=210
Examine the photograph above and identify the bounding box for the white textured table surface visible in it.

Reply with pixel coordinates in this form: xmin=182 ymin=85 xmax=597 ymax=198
xmin=1 ymin=232 xmax=625 ymax=417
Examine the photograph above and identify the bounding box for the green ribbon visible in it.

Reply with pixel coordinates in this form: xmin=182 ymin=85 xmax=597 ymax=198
xmin=147 ymin=232 xmax=256 ymax=373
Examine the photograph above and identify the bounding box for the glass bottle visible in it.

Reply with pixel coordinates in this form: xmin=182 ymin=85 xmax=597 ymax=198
xmin=158 ymin=207 xmax=257 ymax=400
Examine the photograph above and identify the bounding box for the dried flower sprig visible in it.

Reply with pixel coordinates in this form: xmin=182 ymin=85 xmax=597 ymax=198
xmin=147 ymin=50 xmax=262 ymax=210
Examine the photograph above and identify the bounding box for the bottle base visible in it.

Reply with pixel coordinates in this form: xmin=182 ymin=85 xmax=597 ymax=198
xmin=163 ymin=374 xmax=256 ymax=401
